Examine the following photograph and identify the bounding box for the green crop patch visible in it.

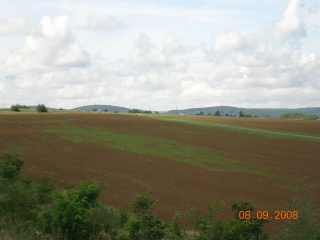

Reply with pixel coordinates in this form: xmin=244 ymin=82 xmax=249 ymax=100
xmin=45 ymin=122 xmax=275 ymax=177
xmin=151 ymin=116 xmax=320 ymax=142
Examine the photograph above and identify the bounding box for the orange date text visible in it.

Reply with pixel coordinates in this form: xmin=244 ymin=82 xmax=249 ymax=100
xmin=238 ymin=210 xmax=298 ymax=220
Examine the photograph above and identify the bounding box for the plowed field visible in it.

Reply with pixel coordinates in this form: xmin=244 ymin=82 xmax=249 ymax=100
xmin=1 ymin=112 xmax=319 ymax=227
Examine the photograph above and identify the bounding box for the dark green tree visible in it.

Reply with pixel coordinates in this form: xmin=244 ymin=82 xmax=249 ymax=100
xmin=214 ymin=111 xmax=220 ymax=116
xmin=38 ymin=180 xmax=103 ymax=240
xmin=127 ymin=191 xmax=166 ymax=240
xmin=36 ymin=104 xmax=48 ymax=112
xmin=0 ymin=154 xmax=24 ymax=181
xmin=129 ymin=109 xmax=141 ymax=113
xmin=192 ymin=201 xmax=269 ymax=240
xmin=0 ymin=154 xmax=37 ymax=227
xmin=10 ymin=105 xmax=20 ymax=112
xmin=276 ymin=185 xmax=320 ymax=240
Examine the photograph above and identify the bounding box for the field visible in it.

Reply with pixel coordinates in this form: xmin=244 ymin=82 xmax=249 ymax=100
xmin=1 ymin=112 xmax=320 ymax=226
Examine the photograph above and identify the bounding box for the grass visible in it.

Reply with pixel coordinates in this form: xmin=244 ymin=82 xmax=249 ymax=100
xmin=1 ymin=146 xmax=24 ymax=156
xmin=45 ymin=121 xmax=276 ymax=177
xmin=151 ymin=116 xmax=320 ymax=142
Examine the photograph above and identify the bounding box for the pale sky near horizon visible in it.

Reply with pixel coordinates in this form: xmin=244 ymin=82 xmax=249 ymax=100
xmin=0 ymin=0 xmax=319 ymax=110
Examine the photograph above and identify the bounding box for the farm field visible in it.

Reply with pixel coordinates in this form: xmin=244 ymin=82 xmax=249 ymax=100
xmin=1 ymin=112 xmax=319 ymax=226
xmin=153 ymin=114 xmax=320 ymax=136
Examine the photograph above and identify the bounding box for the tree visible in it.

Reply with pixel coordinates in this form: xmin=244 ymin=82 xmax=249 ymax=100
xmin=191 ymin=201 xmax=269 ymax=240
xmin=0 ymin=180 xmax=37 ymax=226
xmin=276 ymin=185 xmax=320 ymax=240
xmin=0 ymin=154 xmax=24 ymax=181
xmin=103 ymin=109 xmax=108 ymax=112
xmin=214 ymin=111 xmax=220 ymax=116
xmin=36 ymin=104 xmax=48 ymax=112
xmin=91 ymin=108 xmax=97 ymax=112
xmin=38 ymin=180 xmax=104 ymax=240
xmin=239 ymin=110 xmax=244 ymax=117
xmin=196 ymin=111 xmax=204 ymax=116
xmin=0 ymin=154 xmax=37 ymax=227
xmin=10 ymin=105 xmax=20 ymax=112
xmin=127 ymin=191 xmax=166 ymax=240
xmin=129 ymin=109 xmax=141 ymax=113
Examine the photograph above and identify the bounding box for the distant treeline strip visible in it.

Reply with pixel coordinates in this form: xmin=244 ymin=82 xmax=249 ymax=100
xmin=280 ymin=112 xmax=319 ymax=120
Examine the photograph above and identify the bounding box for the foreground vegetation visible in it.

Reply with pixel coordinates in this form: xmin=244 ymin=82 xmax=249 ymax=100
xmin=0 ymin=154 xmax=319 ymax=240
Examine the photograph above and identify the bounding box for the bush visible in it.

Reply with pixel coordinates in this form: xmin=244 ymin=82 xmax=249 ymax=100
xmin=275 ymin=185 xmax=320 ymax=240
xmin=280 ymin=113 xmax=319 ymax=120
xmin=0 ymin=154 xmax=24 ymax=181
xmin=36 ymin=174 xmax=55 ymax=204
xmin=91 ymin=108 xmax=97 ymax=112
xmin=0 ymin=154 xmax=38 ymax=228
xmin=38 ymin=180 xmax=104 ymax=240
xmin=142 ymin=110 xmax=152 ymax=114
xmin=127 ymin=191 xmax=166 ymax=240
xmin=191 ymin=201 xmax=269 ymax=240
xmin=214 ymin=111 xmax=220 ymax=116
xmin=129 ymin=109 xmax=141 ymax=113
xmin=10 ymin=105 xmax=20 ymax=112
xmin=103 ymin=109 xmax=108 ymax=112
xmin=36 ymin=104 xmax=48 ymax=112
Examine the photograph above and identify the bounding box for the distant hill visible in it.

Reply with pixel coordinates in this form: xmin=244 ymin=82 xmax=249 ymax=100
xmin=72 ymin=105 xmax=130 ymax=113
xmin=166 ymin=106 xmax=320 ymax=118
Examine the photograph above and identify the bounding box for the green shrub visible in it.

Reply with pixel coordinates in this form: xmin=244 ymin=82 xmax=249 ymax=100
xmin=36 ymin=174 xmax=55 ymax=204
xmin=127 ymin=191 xmax=166 ymax=240
xmin=275 ymin=185 xmax=320 ymax=240
xmin=191 ymin=201 xmax=269 ymax=240
xmin=10 ymin=105 xmax=20 ymax=112
xmin=37 ymin=179 xmax=105 ymax=240
xmin=129 ymin=109 xmax=141 ymax=113
xmin=0 ymin=180 xmax=38 ymax=226
xmin=36 ymin=104 xmax=48 ymax=112
xmin=0 ymin=154 xmax=24 ymax=181
xmin=280 ymin=113 xmax=319 ymax=120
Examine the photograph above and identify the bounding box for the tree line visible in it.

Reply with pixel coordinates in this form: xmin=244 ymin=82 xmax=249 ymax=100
xmin=280 ymin=113 xmax=319 ymax=120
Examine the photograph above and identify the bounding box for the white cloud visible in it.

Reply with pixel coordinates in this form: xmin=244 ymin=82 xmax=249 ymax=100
xmin=0 ymin=16 xmax=39 ymax=35
xmin=129 ymin=33 xmax=170 ymax=71
xmin=274 ymin=0 xmax=306 ymax=43
xmin=1 ymin=0 xmax=319 ymax=110
xmin=212 ymin=32 xmax=254 ymax=54
xmin=5 ymin=16 xmax=89 ymax=73
xmin=162 ymin=33 xmax=194 ymax=55
xmin=308 ymin=4 xmax=319 ymax=13
xmin=83 ymin=16 xmax=126 ymax=31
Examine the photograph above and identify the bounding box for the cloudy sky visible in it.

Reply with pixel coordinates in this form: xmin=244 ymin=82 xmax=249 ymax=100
xmin=0 ymin=0 xmax=319 ymax=110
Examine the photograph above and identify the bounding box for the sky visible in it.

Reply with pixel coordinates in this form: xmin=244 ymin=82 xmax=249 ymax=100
xmin=0 ymin=0 xmax=319 ymax=111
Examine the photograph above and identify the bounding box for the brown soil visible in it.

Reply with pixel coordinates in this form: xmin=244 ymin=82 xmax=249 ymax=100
xmin=167 ymin=115 xmax=320 ymax=135
xmin=0 ymin=112 xmax=319 ymax=229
